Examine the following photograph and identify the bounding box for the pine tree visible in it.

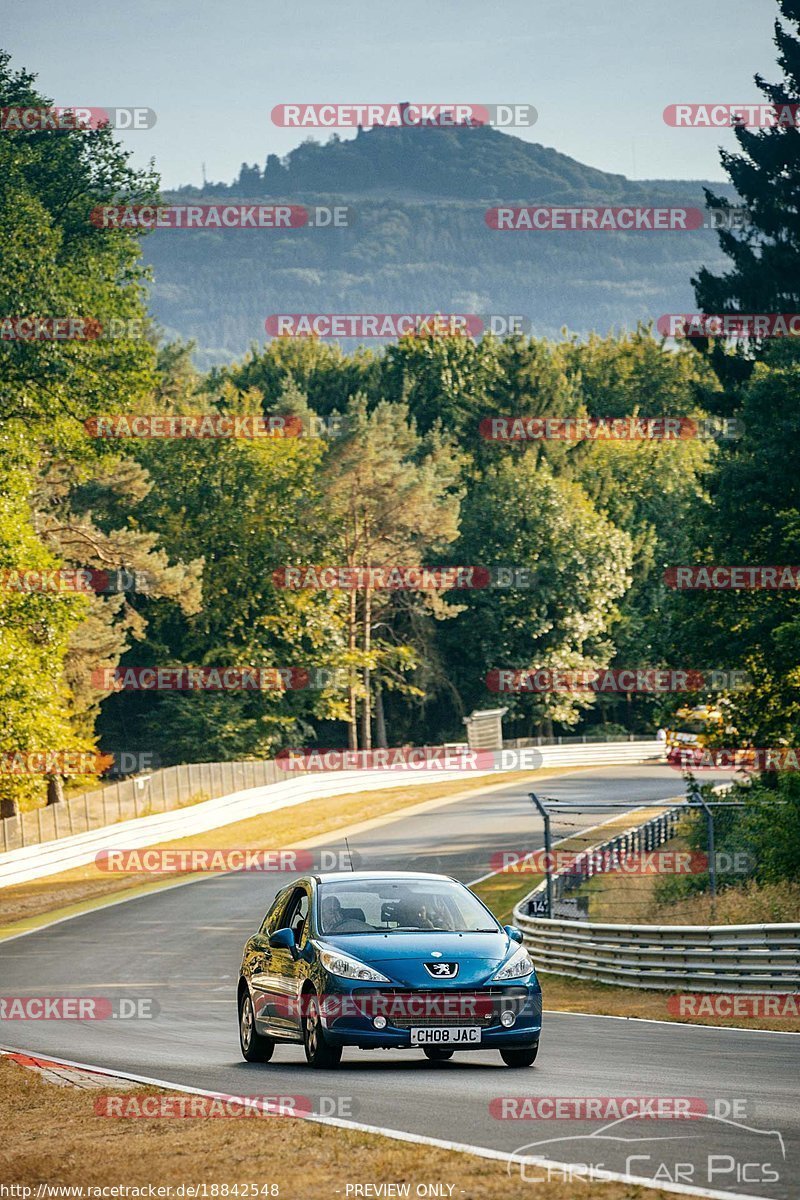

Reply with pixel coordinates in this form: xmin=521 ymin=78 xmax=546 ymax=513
xmin=692 ymin=0 xmax=800 ymax=387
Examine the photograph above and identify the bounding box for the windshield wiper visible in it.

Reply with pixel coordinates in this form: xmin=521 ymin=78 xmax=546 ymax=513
xmin=381 ymin=926 xmax=499 ymax=933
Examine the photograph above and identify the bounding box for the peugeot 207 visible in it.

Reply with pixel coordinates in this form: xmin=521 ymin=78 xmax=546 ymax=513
xmin=237 ymin=871 xmax=542 ymax=1068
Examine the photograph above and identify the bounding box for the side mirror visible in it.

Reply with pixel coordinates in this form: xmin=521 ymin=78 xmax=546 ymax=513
xmin=504 ymin=924 xmax=524 ymax=944
xmin=269 ymin=927 xmax=297 ymax=956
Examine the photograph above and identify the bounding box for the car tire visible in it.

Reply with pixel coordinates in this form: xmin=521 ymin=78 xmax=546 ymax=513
xmin=303 ymin=992 xmax=342 ymax=1068
xmin=239 ymin=989 xmax=275 ymax=1063
xmin=423 ymin=1048 xmax=454 ymax=1062
xmin=500 ymin=1042 xmax=539 ymax=1068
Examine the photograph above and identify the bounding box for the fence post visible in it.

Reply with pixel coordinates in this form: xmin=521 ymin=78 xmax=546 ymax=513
xmin=529 ymin=792 xmax=553 ymax=918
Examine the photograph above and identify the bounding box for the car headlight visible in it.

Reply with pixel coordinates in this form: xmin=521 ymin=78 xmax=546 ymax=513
xmin=318 ymin=947 xmax=390 ymax=983
xmin=492 ymin=945 xmax=535 ymax=982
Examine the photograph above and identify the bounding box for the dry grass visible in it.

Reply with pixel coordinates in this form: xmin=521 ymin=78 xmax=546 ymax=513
xmin=570 ymin=835 xmax=800 ymax=927
xmin=648 ymin=878 xmax=800 ymax=926
xmin=538 ymin=971 xmax=800 ymax=1032
xmin=0 ymin=1056 xmax=680 ymax=1200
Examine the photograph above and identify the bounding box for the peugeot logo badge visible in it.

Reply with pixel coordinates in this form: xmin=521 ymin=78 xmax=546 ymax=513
xmin=424 ymin=961 xmax=459 ymax=979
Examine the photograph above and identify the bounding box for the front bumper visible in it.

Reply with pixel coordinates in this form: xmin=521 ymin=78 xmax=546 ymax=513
xmin=318 ymin=982 xmax=543 ymax=1049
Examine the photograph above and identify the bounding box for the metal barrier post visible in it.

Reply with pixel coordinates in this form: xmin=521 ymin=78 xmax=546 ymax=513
xmin=691 ymin=785 xmax=717 ymax=903
xmin=529 ymin=792 xmax=552 ymax=917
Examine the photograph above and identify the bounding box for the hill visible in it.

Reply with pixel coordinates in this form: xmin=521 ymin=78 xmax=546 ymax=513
xmin=142 ymin=123 xmax=735 ymax=366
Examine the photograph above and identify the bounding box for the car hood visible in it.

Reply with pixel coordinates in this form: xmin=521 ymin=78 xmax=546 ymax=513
xmin=318 ymin=930 xmax=515 ymax=987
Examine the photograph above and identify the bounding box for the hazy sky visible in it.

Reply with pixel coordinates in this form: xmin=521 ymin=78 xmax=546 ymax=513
xmin=4 ymin=0 xmax=781 ymax=188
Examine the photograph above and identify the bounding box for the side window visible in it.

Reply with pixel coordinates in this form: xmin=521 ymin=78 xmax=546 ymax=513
xmin=260 ymin=889 xmax=290 ymax=935
xmin=282 ymin=887 xmax=310 ymax=945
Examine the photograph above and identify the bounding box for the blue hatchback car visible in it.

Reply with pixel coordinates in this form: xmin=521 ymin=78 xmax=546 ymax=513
xmin=238 ymin=871 xmax=542 ymax=1068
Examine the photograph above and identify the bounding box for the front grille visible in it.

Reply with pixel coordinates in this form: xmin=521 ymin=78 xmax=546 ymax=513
xmin=335 ymin=987 xmax=530 ymax=1029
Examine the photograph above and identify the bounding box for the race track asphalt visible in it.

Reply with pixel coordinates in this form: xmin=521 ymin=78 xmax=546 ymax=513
xmin=1 ymin=764 xmax=796 ymax=1200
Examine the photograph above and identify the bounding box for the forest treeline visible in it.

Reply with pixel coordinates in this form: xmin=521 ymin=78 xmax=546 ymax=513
xmin=1 ymin=0 xmax=799 ymax=815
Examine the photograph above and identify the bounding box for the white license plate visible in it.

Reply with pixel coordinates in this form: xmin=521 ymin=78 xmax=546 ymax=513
xmin=410 ymin=1026 xmax=481 ymax=1045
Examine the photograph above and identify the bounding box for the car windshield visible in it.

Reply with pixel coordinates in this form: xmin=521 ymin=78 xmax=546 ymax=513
xmin=316 ymin=878 xmax=501 ymax=935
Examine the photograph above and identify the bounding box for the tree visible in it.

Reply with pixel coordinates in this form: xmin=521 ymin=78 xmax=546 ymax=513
xmin=565 ymin=332 xmax=719 ymax=729
xmin=100 ymin=361 xmax=348 ymax=764
xmin=217 ymin=336 xmax=378 ymax=420
xmin=0 ymin=53 xmax=179 ymax=813
xmin=317 ymin=395 xmax=463 ymax=749
xmin=0 ymin=51 xmax=159 ymax=424
xmin=0 ymin=426 xmax=92 ymax=815
xmin=380 ymin=331 xmax=503 ymax=440
xmin=692 ymin=0 xmax=800 ymax=390
xmin=676 ymin=341 xmax=800 ymax=745
xmin=442 ymin=454 xmax=632 ymax=736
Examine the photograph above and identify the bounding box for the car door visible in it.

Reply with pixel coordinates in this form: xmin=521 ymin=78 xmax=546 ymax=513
xmin=268 ymin=885 xmax=310 ymax=1036
xmin=247 ymin=886 xmax=291 ymax=1031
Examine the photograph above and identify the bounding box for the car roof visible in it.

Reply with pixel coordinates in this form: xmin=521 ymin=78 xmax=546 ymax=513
xmin=311 ymin=870 xmax=458 ymax=884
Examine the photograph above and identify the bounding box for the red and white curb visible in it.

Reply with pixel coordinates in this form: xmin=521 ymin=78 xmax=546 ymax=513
xmin=3 ymin=1048 xmax=139 ymax=1090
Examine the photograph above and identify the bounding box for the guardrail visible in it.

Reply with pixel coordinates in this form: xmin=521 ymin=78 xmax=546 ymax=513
xmin=513 ymin=803 xmax=800 ymax=993
xmin=0 ymin=740 xmax=664 ymax=855
xmin=504 ymin=734 xmax=654 ymax=747
xmin=0 ymin=740 xmax=664 ymax=887
xmin=514 ymin=913 xmax=800 ymax=992
xmin=512 ymin=740 xmax=664 ymax=770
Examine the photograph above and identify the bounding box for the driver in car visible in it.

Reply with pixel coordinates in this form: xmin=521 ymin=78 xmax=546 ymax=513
xmin=396 ymin=898 xmax=455 ymax=930
xmin=320 ymin=895 xmax=346 ymax=932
